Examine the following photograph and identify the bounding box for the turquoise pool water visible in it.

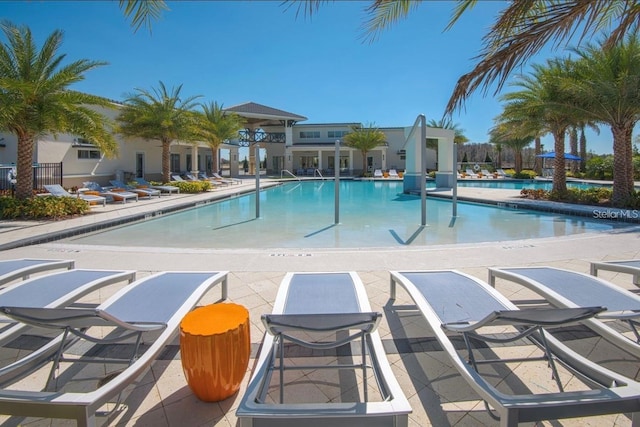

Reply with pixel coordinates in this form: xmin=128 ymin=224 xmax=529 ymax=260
xmin=446 ymin=180 xmax=610 ymax=190
xmin=65 ymin=181 xmax=631 ymax=249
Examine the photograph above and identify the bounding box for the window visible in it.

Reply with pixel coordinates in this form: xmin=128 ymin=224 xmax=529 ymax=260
xmin=170 ymin=154 xmax=180 ymax=172
xmin=328 ymin=130 xmax=348 ymax=138
xmin=299 ymin=131 xmax=320 ymax=139
xmin=77 ymin=149 xmax=101 ymax=159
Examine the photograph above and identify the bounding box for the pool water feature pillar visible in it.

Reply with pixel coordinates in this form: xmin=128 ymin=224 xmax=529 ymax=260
xmin=335 ymin=140 xmax=340 ymax=224
xmin=255 ymin=144 xmax=260 ymax=218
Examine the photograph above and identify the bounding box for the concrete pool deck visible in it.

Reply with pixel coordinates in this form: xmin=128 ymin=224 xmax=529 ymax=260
xmin=0 ymin=180 xmax=639 ymax=426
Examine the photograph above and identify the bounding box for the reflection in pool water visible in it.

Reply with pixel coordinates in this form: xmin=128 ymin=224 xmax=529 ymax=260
xmin=65 ymin=181 xmax=631 ymax=249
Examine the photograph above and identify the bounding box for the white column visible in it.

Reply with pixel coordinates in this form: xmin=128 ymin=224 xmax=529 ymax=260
xmin=317 ymin=149 xmax=322 ymax=172
xmin=284 ymin=123 xmax=294 ymax=171
xmin=230 ymin=146 xmax=240 ymax=177
xmin=191 ymin=144 xmax=199 ymax=175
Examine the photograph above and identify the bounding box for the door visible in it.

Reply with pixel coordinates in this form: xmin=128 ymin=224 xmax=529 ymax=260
xmin=136 ymin=153 xmax=144 ymax=178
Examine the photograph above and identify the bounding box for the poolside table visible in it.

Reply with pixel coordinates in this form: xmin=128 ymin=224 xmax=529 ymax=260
xmin=180 ymin=303 xmax=251 ymax=401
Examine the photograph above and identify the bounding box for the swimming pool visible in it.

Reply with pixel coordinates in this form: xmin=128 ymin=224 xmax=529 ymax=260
xmin=448 ymin=180 xmax=610 ymax=190
xmin=64 ymin=181 xmax=631 ymax=249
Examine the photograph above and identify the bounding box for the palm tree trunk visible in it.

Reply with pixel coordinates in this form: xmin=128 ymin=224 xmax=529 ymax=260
xmin=611 ymin=125 xmax=634 ymax=206
xmin=534 ymin=137 xmax=541 ymax=175
xmin=15 ymin=133 xmax=35 ymax=200
xmin=162 ymin=139 xmax=171 ymax=183
xmin=362 ymin=151 xmax=367 ymax=176
xmin=569 ymin=127 xmax=579 ymax=175
xmin=515 ymin=150 xmax=523 ymax=173
xmin=552 ymin=129 xmax=567 ymax=193
xmin=579 ymin=128 xmax=587 ymax=173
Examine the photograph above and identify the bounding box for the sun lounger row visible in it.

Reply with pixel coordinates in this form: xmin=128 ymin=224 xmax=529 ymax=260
xmin=0 ymin=259 xmax=639 ymax=426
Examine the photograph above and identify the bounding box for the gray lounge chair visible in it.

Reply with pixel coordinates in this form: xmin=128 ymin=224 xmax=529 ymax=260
xmin=109 ymin=180 xmax=161 ymax=199
xmin=44 ymin=184 xmax=106 ymax=207
xmin=133 ymin=177 xmax=179 ymax=194
xmin=237 ymin=271 xmax=411 ymax=427
xmin=0 ymin=270 xmax=227 ymax=426
xmin=591 ymin=259 xmax=640 ymax=286
xmin=82 ymin=181 xmax=138 ymax=204
xmin=390 ymin=269 xmax=640 ymax=426
xmin=0 ymin=269 xmax=136 ymax=384
xmin=489 ymin=266 xmax=640 ymax=358
xmin=0 ymin=259 xmax=74 ymax=288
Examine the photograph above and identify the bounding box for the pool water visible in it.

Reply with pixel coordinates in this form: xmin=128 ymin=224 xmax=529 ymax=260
xmin=65 ymin=181 xmax=630 ymax=249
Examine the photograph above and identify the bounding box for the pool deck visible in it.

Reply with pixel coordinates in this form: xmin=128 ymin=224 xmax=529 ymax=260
xmin=0 ymin=179 xmax=639 ymax=426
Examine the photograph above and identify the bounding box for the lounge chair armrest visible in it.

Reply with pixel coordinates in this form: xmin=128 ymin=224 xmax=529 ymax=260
xmin=597 ymin=309 xmax=640 ymax=320
xmin=443 ymin=306 xmax=605 ymax=332
xmin=262 ymin=312 xmax=381 ymax=335
xmin=0 ymin=306 xmax=166 ymax=332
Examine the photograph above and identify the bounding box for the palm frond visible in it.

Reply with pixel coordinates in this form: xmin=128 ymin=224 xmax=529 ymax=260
xmin=119 ymin=0 xmax=169 ymax=33
xmin=280 ymin=0 xmax=334 ymax=20
xmin=360 ymin=0 xmax=420 ymax=43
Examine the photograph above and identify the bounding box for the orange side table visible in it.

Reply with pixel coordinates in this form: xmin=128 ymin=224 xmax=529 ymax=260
xmin=180 ymin=303 xmax=251 ymax=402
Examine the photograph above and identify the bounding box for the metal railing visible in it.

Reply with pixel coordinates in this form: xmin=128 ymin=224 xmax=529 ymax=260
xmin=0 ymin=163 xmax=62 ymax=192
xmin=280 ymin=170 xmax=300 ymax=181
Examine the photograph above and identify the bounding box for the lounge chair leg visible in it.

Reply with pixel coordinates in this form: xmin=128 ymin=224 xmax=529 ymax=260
xmin=279 ymin=334 xmax=285 ymax=404
xmin=361 ymin=331 xmax=368 ymax=402
xmin=537 ymin=328 xmax=564 ymax=392
xmin=389 ymin=277 xmax=396 ymax=300
xmin=45 ymin=328 xmax=72 ymax=391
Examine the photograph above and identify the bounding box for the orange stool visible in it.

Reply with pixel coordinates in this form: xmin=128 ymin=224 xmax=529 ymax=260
xmin=180 ymin=303 xmax=251 ymax=402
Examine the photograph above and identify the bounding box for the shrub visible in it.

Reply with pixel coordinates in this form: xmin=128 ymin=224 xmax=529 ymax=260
xmin=167 ymin=180 xmax=211 ymax=193
xmin=512 ymin=169 xmax=537 ymax=179
xmin=520 ymin=189 xmax=548 ymax=200
xmin=0 ymin=196 xmax=89 ymax=220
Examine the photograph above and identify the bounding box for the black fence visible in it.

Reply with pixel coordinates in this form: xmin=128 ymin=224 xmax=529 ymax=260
xmin=0 ymin=163 xmax=63 ymax=192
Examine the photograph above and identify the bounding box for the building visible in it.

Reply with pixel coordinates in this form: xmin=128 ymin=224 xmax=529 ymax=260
xmin=0 ymin=101 xmax=455 ymax=192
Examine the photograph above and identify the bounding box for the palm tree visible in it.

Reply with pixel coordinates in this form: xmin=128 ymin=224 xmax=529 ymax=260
xmin=284 ymin=1 xmax=639 ymax=115
xmin=0 ymin=21 xmax=117 ymax=200
xmin=119 ymin=0 xmax=169 ymax=32
xmin=116 ymin=82 xmax=201 ymax=183
xmin=343 ymin=123 xmax=387 ymax=176
xmin=196 ymin=101 xmax=245 ymax=174
xmin=500 ymin=59 xmax=577 ymax=192
xmin=490 ymin=118 xmax=533 ymax=174
xmin=566 ymin=34 xmax=640 ymax=206
xmin=426 ymin=118 xmax=469 ymax=144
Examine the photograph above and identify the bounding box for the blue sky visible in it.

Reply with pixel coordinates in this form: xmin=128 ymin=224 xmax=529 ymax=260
xmin=2 ymin=1 xmax=619 ymax=154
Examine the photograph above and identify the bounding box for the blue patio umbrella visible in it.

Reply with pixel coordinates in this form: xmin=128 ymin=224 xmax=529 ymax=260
xmin=536 ymin=152 xmax=581 ymax=160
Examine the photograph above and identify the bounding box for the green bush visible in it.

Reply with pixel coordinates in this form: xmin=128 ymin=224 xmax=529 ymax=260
xmin=512 ymin=169 xmax=537 ymax=179
xmin=166 ymin=180 xmax=211 ymax=193
xmin=0 ymin=196 xmax=89 ymax=220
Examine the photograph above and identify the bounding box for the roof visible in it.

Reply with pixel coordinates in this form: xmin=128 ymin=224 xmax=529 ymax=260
xmin=224 ymin=102 xmax=307 ymax=122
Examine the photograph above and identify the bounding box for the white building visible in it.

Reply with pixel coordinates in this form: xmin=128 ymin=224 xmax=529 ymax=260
xmin=1 ymin=101 xmax=455 ymax=192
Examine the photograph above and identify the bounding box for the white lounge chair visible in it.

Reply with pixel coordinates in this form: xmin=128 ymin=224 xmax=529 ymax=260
xmin=133 ymin=177 xmax=179 ymax=194
xmin=496 ymin=168 xmax=510 ymax=178
xmin=237 ymin=271 xmax=411 ymax=427
xmin=480 ymin=169 xmax=495 ymax=178
xmin=0 ymin=269 xmax=136 ymax=384
xmin=390 ymin=269 xmax=640 ymax=426
xmin=0 ymin=259 xmax=74 ymax=288
xmin=488 ymin=266 xmax=640 ymax=358
xmin=209 ymin=172 xmax=240 ymax=185
xmin=44 ymin=184 xmax=106 ymax=207
xmin=0 ymin=270 xmax=227 ymax=426
xmin=82 ymin=181 xmax=138 ymax=204
xmin=465 ymin=168 xmax=479 ymax=178
xmin=373 ymin=169 xmax=383 ymax=178
xmin=109 ymin=180 xmax=161 ymax=199
xmin=389 ymin=169 xmax=400 ymax=178
xmin=591 ymin=259 xmax=640 ymax=286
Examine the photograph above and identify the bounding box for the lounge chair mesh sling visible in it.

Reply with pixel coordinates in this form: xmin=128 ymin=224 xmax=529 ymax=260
xmin=237 ymin=271 xmax=411 ymax=427
xmin=0 ymin=258 xmax=74 ymax=288
xmin=489 ymin=266 xmax=640 ymax=358
xmin=389 ymin=269 xmax=640 ymax=426
xmin=0 ymin=270 xmax=228 ymax=427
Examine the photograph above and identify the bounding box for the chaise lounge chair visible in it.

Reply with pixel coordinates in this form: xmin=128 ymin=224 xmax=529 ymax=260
xmin=82 ymin=181 xmax=138 ymax=204
xmin=389 ymin=269 xmax=640 ymax=426
xmin=109 ymin=180 xmax=161 ymax=199
xmin=0 ymin=270 xmax=228 ymax=426
xmin=0 ymin=259 xmax=74 ymax=288
xmin=480 ymin=169 xmax=495 ymax=179
xmin=0 ymin=269 xmax=136 ymax=384
xmin=209 ymin=172 xmax=240 ymax=185
xmin=373 ymin=169 xmax=383 ymax=178
xmin=133 ymin=177 xmax=179 ymax=195
xmin=488 ymin=266 xmax=640 ymax=358
xmin=465 ymin=168 xmax=479 ymax=178
xmin=389 ymin=169 xmax=400 ymax=178
xmin=237 ymin=271 xmax=411 ymax=427
xmin=591 ymin=259 xmax=640 ymax=286
xmin=44 ymin=184 xmax=106 ymax=207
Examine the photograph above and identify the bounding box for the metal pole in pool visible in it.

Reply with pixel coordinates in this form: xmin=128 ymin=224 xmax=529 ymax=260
xmin=420 ymin=114 xmax=427 ymax=226
xmin=335 ymin=139 xmax=340 ymax=224
xmin=255 ymin=144 xmax=260 ymax=218
xmin=452 ymin=140 xmax=458 ymax=217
